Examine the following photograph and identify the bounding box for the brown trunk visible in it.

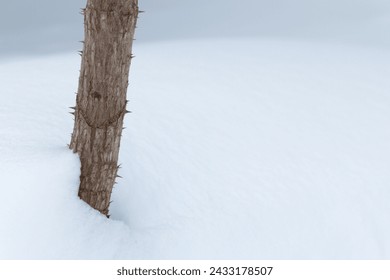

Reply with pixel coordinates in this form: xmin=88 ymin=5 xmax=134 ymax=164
xmin=69 ymin=0 xmax=138 ymax=217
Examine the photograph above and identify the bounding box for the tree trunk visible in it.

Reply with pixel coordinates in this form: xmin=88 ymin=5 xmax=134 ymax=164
xmin=69 ymin=0 xmax=138 ymax=217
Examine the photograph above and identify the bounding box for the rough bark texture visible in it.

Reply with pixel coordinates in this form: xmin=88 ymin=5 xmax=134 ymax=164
xmin=69 ymin=0 xmax=138 ymax=217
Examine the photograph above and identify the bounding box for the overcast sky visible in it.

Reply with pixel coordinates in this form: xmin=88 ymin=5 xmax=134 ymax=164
xmin=1 ymin=0 xmax=389 ymax=58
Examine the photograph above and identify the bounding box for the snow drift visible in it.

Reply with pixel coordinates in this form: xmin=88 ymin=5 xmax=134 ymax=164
xmin=0 ymin=38 xmax=389 ymax=259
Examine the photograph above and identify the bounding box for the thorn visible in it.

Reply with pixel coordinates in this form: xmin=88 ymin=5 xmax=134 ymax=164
xmin=116 ymin=175 xmax=122 ymax=178
xmin=122 ymin=127 xmax=126 ymax=130
xmin=69 ymin=112 xmax=75 ymax=115
xmin=69 ymin=106 xmax=76 ymax=110
xmin=139 ymin=10 xmax=145 ymax=13
xmin=79 ymin=40 xmax=85 ymax=44
xmin=125 ymin=110 xmax=131 ymax=114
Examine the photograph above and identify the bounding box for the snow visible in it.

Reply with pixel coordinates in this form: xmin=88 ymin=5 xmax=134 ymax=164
xmin=1 ymin=38 xmax=389 ymax=259
xmin=1 ymin=0 xmax=390 ymax=259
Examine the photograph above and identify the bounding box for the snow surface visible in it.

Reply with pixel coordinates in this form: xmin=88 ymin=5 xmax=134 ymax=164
xmin=0 ymin=38 xmax=389 ymax=259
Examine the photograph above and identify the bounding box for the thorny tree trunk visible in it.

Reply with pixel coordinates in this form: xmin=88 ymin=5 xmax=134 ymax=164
xmin=69 ymin=0 xmax=138 ymax=217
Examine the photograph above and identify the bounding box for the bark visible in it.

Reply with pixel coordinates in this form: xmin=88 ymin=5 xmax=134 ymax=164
xmin=69 ymin=0 xmax=138 ymax=217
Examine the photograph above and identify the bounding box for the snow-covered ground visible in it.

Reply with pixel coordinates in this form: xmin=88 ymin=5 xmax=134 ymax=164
xmin=0 ymin=37 xmax=389 ymax=259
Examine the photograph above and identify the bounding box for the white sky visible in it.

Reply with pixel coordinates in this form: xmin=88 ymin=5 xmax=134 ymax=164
xmin=1 ymin=0 xmax=389 ymax=58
